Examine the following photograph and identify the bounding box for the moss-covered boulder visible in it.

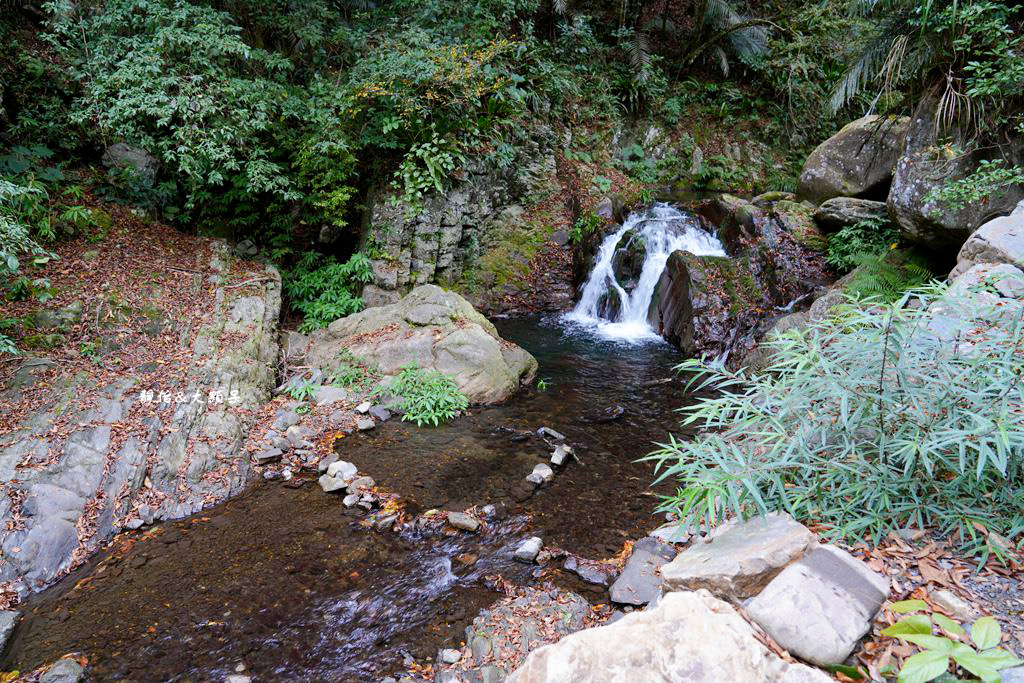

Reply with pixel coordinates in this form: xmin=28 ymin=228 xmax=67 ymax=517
xmin=306 ymin=285 xmax=537 ymax=404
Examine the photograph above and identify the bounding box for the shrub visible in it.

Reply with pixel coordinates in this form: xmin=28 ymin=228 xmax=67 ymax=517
xmin=645 ymin=285 xmax=1024 ymax=560
xmin=283 ymin=251 xmax=373 ymax=333
xmin=382 ymin=363 xmax=469 ymax=427
xmin=925 ymin=159 xmax=1024 ymax=211
xmin=826 ymin=214 xmax=901 ymax=273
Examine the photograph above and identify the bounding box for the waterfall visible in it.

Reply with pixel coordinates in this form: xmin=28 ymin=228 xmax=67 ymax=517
xmin=566 ymin=203 xmax=726 ymax=341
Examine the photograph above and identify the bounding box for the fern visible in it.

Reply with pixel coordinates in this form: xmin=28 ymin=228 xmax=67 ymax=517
xmin=844 ymin=250 xmax=934 ymax=301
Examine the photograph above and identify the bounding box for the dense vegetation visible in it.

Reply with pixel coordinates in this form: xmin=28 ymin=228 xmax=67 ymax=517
xmin=648 ymin=286 xmax=1024 ymax=561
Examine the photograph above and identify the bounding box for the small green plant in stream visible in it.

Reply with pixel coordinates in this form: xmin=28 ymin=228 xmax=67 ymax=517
xmin=883 ymin=599 xmax=1021 ymax=682
xmin=285 ymin=379 xmax=318 ymax=402
xmin=383 ymin=363 xmax=469 ymax=427
xmin=537 ymin=377 xmax=551 ymax=391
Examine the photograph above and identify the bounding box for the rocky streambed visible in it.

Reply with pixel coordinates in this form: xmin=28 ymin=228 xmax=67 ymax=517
xmin=2 ymin=315 xmax=691 ymax=681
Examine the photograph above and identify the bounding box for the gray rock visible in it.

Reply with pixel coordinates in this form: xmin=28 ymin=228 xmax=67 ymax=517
xmin=40 ymin=658 xmax=85 ymax=683
xmin=536 ymin=426 xmax=565 ymax=441
xmin=563 ymin=556 xmax=615 ymax=587
xmin=355 ymin=401 xmax=372 ymax=414
xmin=356 ymin=417 xmax=376 ymax=431
xmin=318 ymin=454 xmax=338 ymax=473
xmin=660 ymin=512 xmax=816 ymax=600
xmin=318 ymin=474 xmax=349 ymax=493
xmin=950 ymin=203 xmax=1024 ymax=279
xmin=798 ymin=115 xmax=909 ymax=205
xmin=368 ymin=406 xmax=392 ymax=422
xmin=316 ymin=386 xmax=349 ymax=406
xmin=506 ymin=590 xmax=831 ymax=683
xmin=813 ymin=197 xmax=888 ymax=231
xmin=347 ymin=476 xmax=375 ymax=495
xmin=550 ymin=444 xmax=573 ymax=466
xmin=514 ymin=537 xmax=543 ymax=563
xmin=648 ymin=521 xmax=691 ymax=544
xmin=440 ymin=648 xmax=462 ymax=664
xmin=235 ymin=239 xmax=258 ymax=258
xmin=225 ymin=676 xmax=252 ymax=683
xmin=930 ymin=589 xmax=979 ymax=623
xmin=609 ymin=536 xmax=676 ymax=606
xmin=270 ymin=436 xmax=291 ymax=451
xmin=103 ymin=142 xmax=158 ymax=186
xmin=448 ymin=512 xmax=481 ymax=532
xmin=1002 ymin=666 xmax=1024 ymax=683
xmin=343 ymin=493 xmax=360 ymax=507
xmin=746 ymin=544 xmax=889 ymax=667
xmin=285 ymin=425 xmax=311 ymax=448
xmin=0 ymin=610 xmax=20 ymax=654
xmin=252 ymin=448 xmax=283 ymax=465
xmin=306 ymin=286 xmax=537 ymax=405
xmin=326 ymin=460 xmax=358 ymax=481
xmin=529 ymin=463 xmax=554 ymax=484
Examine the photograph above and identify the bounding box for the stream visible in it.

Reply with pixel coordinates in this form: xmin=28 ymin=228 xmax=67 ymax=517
xmin=3 ymin=315 xmax=691 ymax=681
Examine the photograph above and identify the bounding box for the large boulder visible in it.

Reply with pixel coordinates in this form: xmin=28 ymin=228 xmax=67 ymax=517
xmin=798 ymin=116 xmax=910 ymax=205
xmin=813 ymin=197 xmax=889 ymax=231
xmin=747 ymin=544 xmax=888 ymax=667
xmin=949 ymin=199 xmax=1024 ymax=279
xmin=506 ymin=590 xmax=832 ymax=683
xmin=660 ymin=512 xmax=816 ymax=600
xmin=306 ymin=285 xmax=537 ymax=404
xmin=102 ymin=142 xmax=159 ymax=186
xmin=888 ymin=107 xmax=1024 ymax=248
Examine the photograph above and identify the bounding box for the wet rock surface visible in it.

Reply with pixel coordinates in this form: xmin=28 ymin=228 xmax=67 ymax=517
xmin=0 ymin=242 xmax=281 ymax=598
xmin=608 ymin=537 xmax=676 ymax=606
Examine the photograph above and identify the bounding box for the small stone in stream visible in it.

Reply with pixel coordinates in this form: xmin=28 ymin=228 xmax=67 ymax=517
xmin=263 ymin=471 xmax=281 ymax=481
xmin=327 ymin=460 xmax=358 ymax=481
xmin=537 ymin=426 xmax=566 ymax=441
xmin=252 ymin=448 xmax=283 ymax=465
xmin=343 ymin=494 xmax=360 ymax=507
xmin=374 ymin=514 xmax=398 ymax=532
xmin=281 ymin=468 xmax=293 ymax=481
xmin=356 ymin=417 xmax=375 ymax=431
xmin=531 ymin=463 xmax=554 ymax=483
xmin=234 ymin=663 xmax=246 ymax=673
xmin=125 ymin=518 xmax=144 ymax=530
xmin=225 ymin=676 xmax=252 ymax=683
xmin=609 ymin=537 xmax=677 ymax=606
xmin=347 ymin=476 xmax=375 ymax=495
xmin=481 ymin=504 xmax=497 ymax=518
xmin=318 ymin=454 xmax=338 ymax=473
xmin=746 ymin=544 xmax=889 ymax=667
xmin=40 ymin=658 xmax=84 ymax=683
xmin=358 ymin=499 xmax=374 ymax=510
xmin=448 ymin=512 xmax=481 ymax=532
xmin=563 ymin=556 xmax=616 ymax=587
xmin=514 ymin=537 xmax=543 ymax=563
xmin=0 ymin=610 xmax=21 ymax=654
xmin=270 ymin=436 xmax=291 ymax=451
xmin=318 ymin=474 xmax=349 ymax=493
xmin=551 ymin=444 xmax=574 ymax=466
xmin=369 ymin=406 xmax=392 ymax=422
xmin=440 ymin=649 xmax=462 ymax=664
xmin=286 ymin=425 xmax=312 ymax=448
xmin=356 ymin=401 xmax=372 ymax=414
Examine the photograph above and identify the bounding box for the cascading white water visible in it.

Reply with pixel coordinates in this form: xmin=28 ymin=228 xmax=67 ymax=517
xmin=566 ymin=203 xmax=726 ymax=342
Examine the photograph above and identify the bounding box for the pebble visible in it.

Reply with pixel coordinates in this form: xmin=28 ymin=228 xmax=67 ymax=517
xmin=356 ymin=417 xmax=376 ymax=431
xmin=343 ymin=493 xmax=360 ymax=507
xmin=551 ymin=444 xmax=573 ymax=466
xmin=355 ymin=401 xmax=372 ymax=414
xmin=318 ymin=474 xmax=348 ymax=493
xmin=318 ymin=454 xmax=338 ymax=473
xmin=537 ymin=426 xmax=566 ymax=441
xmin=252 ymin=448 xmax=283 ymax=464
xmin=514 ymin=537 xmax=543 ymax=563
xmin=369 ymin=405 xmax=392 ymax=422
xmin=530 ymin=463 xmax=554 ymax=484
xmin=327 ymin=460 xmax=358 ymax=481
xmin=270 ymin=436 xmax=291 ymax=451
xmin=439 ymin=649 xmax=462 ymax=664
xmin=286 ymin=425 xmax=312 ymax=448
xmin=347 ymin=476 xmax=375 ymax=495
xmin=281 ymin=469 xmax=293 ymax=481
xmin=448 ymin=512 xmax=481 ymax=532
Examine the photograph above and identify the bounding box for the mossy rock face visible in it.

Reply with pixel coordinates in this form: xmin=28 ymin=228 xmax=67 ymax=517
xmin=88 ymin=208 xmax=114 ymax=233
xmin=774 ymin=200 xmax=828 ymax=252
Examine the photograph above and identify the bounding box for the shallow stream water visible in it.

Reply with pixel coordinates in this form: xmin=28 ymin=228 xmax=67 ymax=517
xmin=4 ymin=315 xmax=689 ymax=681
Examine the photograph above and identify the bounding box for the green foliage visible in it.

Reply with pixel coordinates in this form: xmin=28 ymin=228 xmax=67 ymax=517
xmin=883 ymin=601 xmax=1022 ymax=682
xmin=645 ymin=285 xmax=1024 ymax=558
xmin=827 ymin=215 xmax=901 ymax=272
xmin=569 ymin=211 xmax=604 ymax=244
xmin=283 ymin=252 xmax=373 ymax=333
xmin=925 ymin=159 xmax=1024 ymax=211
xmin=285 ymin=379 xmax=318 ymax=402
xmin=382 ymin=363 xmax=469 ymax=427
xmin=844 ymin=250 xmax=934 ymax=302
